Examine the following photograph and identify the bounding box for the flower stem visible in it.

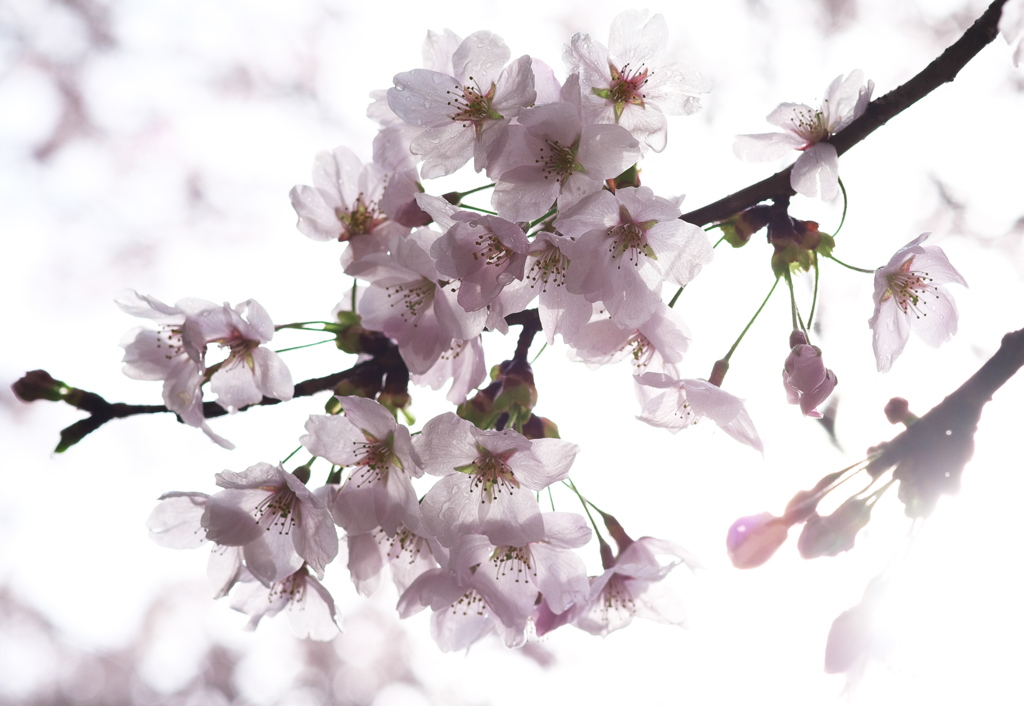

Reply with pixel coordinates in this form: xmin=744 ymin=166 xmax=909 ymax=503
xmin=826 ymin=254 xmax=875 ymax=274
xmin=721 ymin=276 xmax=780 ymax=364
xmin=564 ymin=479 xmax=607 ymax=545
xmin=668 ymin=286 xmax=684 ymax=308
xmin=833 ymin=177 xmax=849 ymax=238
xmin=274 ymin=338 xmax=336 ymax=353
xmin=807 ymin=254 xmax=821 ymax=330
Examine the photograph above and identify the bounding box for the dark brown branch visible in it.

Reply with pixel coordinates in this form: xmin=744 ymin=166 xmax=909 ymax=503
xmin=681 ymin=0 xmax=1008 ymax=228
xmin=866 ymin=326 xmax=1024 ymax=516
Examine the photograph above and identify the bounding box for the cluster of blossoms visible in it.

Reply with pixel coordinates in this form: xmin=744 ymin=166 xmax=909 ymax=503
xmin=120 ymin=9 xmax=972 ymax=652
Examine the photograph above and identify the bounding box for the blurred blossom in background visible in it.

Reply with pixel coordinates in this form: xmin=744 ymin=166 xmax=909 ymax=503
xmin=3 ymin=0 xmax=1024 ymax=704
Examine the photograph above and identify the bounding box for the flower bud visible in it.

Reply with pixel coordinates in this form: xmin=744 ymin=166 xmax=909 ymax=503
xmin=726 ymin=513 xmax=791 ymax=569
xmin=12 ymin=370 xmax=70 ymax=403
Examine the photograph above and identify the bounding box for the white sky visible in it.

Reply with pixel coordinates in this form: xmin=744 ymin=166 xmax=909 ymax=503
xmin=3 ymin=0 xmax=1024 ymax=703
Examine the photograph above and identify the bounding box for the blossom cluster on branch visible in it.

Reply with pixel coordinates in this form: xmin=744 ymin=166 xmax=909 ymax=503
xmin=14 ymin=0 xmax=1021 ymax=671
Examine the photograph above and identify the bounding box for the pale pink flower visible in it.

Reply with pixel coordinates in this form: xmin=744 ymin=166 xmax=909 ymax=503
xmin=564 ymin=10 xmax=711 ymax=152
xmin=184 ymin=299 xmax=294 ymax=413
xmin=301 ymin=396 xmax=421 ymax=536
xmin=430 ymin=212 xmax=531 ymax=311
xmin=557 ymin=186 xmax=713 ymax=329
xmin=146 ymin=491 xmax=246 ymax=598
xmin=487 ymin=231 xmax=592 ymax=344
xmin=230 ymin=566 xmax=341 ymax=641
xmin=201 ymin=462 xmax=339 ymax=586
xmin=634 ymin=372 xmax=763 ymax=452
xmin=415 ymin=412 xmax=579 ymax=547
xmin=410 ymin=336 xmax=487 ymax=404
xmin=782 ymin=330 xmax=837 ymax=418
xmin=388 ymin=31 xmax=536 ymax=178
xmin=398 ymin=568 xmax=503 ymax=651
xmin=734 ymin=71 xmax=873 ymax=200
xmin=347 ymin=525 xmax=444 ymax=597
xmin=868 ymin=233 xmax=967 ymax=372
xmin=358 ymin=230 xmax=488 ymax=374
xmin=567 ymin=300 xmax=690 ymax=376
xmin=490 ymin=100 xmax=641 ymax=222
xmin=574 ymin=537 xmax=697 ymax=636
xmin=447 ymin=513 xmax=591 ymax=637
xmin=289 ymin=147 xmax=410 ymax=274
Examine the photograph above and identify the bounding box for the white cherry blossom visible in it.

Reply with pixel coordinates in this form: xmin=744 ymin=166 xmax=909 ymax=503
xmin=868 ymin=233 xmax=967 ymax=372
xmin=634 ymin=373 xmax=763 ymax=452
xmin=564 ymin=10 xmax=711 ymax=152
xmin=388 ymin=31 xmax=536 ymax=178
xmin=734 ymin=71 xmax=873 ymax=200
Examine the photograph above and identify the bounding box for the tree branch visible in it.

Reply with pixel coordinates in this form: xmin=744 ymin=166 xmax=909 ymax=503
xmin=681 ymin=0 xmax=1008 ymax=227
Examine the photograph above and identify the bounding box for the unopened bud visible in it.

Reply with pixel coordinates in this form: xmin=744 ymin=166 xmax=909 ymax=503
xmin=13 ymin=370 xmax=70 ymax=403
xmin=726 ymin=513 xmax=791 ymax=569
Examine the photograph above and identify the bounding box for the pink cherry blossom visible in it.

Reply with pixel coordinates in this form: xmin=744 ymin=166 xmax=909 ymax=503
xmin=415 ymin=412 xmax=579 ymax=547
xmin=229 ymin=566 xmax=341 ymax=641
xmin=410 ymin=336 xmax=487 ymax=404
xmin=300 ymin=396 xmax=421 ymax=535
xmin=201 ymin=462 xmax=339 ymax=586
xmin=634 ymin=372 xmax=763 ymax=452
xmin=347 ymin=525 xmax=444 ymax=597
xmin=564 ymin=10 xmax=711 ymax=152
xmin=387 ymin=31 xmax=536 ymax=178
xmin=568 ymin=300 xmax=690 ymax=376
xmin=868 ymin=233 xmax=967 ymax=372
xmin=184 ymin=299 xmax=294 ymax=413
xmin=487 ymin=231 xmax=592 ymax=344
xmin=574 ymin=537 xmax=697 ymax=636
xmin=429 ymin=212 xmax=530 ymax=311
xmin=782 ymin=330 xmax=837 ymax=418
xmin=489 ymin=100 xmax=641 ymax=222
xmin=358 ymin=229 xmax=488 ymax=374
xmin=447 ymin=513 xmax=591 ymax=636
xmin=557 ymin=186 xmax=713 ymax=329
xmin=733 ymin=71 xmax=873 ymax=200
xmin=398 ymin=568 xmax=503 ymax=651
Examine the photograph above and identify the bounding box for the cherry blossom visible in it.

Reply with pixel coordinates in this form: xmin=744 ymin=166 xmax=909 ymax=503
xmin=347 ymin=525 xmax=444 ymax=597
xmin=733 ymin=71 xmax=873 ymax=200
xmin=782 ymin=330 xmax=838 ymax=418
xmin=387 ymin=31 xmax=536 ymax=178
xmin=487 ymin=231 xmax=591 ymax=344
xmin=556 ymin=186 xmax=713 ymax=329
xmin=574 ymin=537 xmax=697 ymax=636
xmin=229 ymin=565 xmax=342 ymax=641
xmin=429 ymin=212 xmax=530 ymax=311
xmin=300 ymin=396 xmax=421 ymax=535
xmin=398 ymin=568 xmax=503 ymax=651
xmin=489 ymin=100 xmax=641 ymax=222
xmin=409 ymin=336 xmax=487 ymax=404
xmin=447 ymin=513 xmax=591 ymax=637
xmin=868 ymin=233 xmax=967 ymax=372
xmin=564 ymin=10 xmax=711 ymax=152
xmin=568 ymin=300 xmax=690 ymax=376
xmin=634 ymin=372 xmax=763 ymax=452
xmin=184 ymin=299 xmax=294 ymax=413
xmin=415 ymin=412 xmax=579 ymax=547
xmin=117 ymin=290 xmax=238 ymax=447
xmin=201 ymin=462 xmax=339 ymax=586
xmin=358 ymin=229 xmax=488 ymax=374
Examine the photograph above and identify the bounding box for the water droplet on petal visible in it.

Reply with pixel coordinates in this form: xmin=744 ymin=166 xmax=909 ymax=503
xmin=395 ymin=83 xmax=406 ymax=92
xmin=424 ymin=100 xmax=431 ymax=108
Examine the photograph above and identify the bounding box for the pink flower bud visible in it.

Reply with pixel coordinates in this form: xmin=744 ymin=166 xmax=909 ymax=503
xmin=782 ymin=331 xmax=838 ymax=418
xmin=726 ymin=513 xmax=791 ymax=569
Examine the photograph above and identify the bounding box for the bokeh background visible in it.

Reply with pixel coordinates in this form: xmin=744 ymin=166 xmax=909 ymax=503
xmin=3 ymin=0 xmax=1024 ymax=703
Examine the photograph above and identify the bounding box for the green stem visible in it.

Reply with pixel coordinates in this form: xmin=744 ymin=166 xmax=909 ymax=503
xmin=564 ymin=479 xmax=606 ymax=545
xmin=807 ymin=254 xmax=821 ymax=330
xmin=457 ymin=204 xmax=498 ymax=215
xmin=668 ymin=286 xmax=684 ymax=308
xmin=274 ymin=338 xmax=336 ymax=354
xmin=721 ymin=276 xmax=780 ymax=363
xmin=456 ymin=183 xmax=496 ymax=199
xmin=826 ymin=254 xmax=876 ymax=274
xmin=275 ymin=321 xmax=338 ymax=331
xmin=529 ymin=208 xmax=558 ymax=229
xmin=530 ymin=342 xmax=548 ymax=365
xmin=834 ymin=177 xmax=849 ymax=238
xmin=785 ymin=271 xmax=807 ymax=335
xmin=281 ymin=445 xmax=303 ymax=464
